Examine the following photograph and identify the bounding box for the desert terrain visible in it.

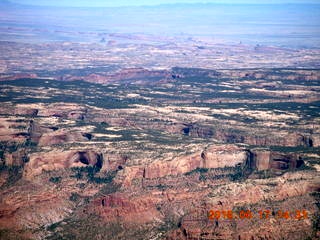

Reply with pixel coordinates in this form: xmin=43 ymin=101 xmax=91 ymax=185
xmin=0 ymin=1 xmax=319 ymax=240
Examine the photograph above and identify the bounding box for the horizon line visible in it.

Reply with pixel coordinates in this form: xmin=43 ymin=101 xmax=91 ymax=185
xmin=6 ymin=1 xmax=320 ymax=8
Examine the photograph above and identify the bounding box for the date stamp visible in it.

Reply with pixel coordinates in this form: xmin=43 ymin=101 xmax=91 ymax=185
xmin=208 ymin=209 xmax=309 ymax=220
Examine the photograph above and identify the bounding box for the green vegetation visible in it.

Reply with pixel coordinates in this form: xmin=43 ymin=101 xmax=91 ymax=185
xmin=0 ymin=229 xmax=31 ymax=240
xmin=157 ymin=213 xmax=182 ymax=235
xmin=46 ymin=214 xmax=156 ymax=240
xmin=253 ymin=170 xmax=275 ymax=179
xmin=70 ymin=166 xmax=117 ymax=184
xmin=229 ymin=166 xmax=245 ymax=182
xmin=49 ymin=176 xmax=62 ymax=184
xmin=70 ymin=166 xmax=99 ymax=180
xmin=5 ymin=143 xmax=19 ymax=153
xmin=184 ymin=166 xmax=249 ymax=182
xmin=69 ymin=193 xmax=81 ymax=202
xmin=0 ymin=165 xmax=23 ymax=188
xmin=23 ymin=139 xmax=38 ymax=148
xmin=293 ymin=163 xmax=316 ymax=171
xmin=9 ymin=125 xmax=26 ymax=130
xmin=1 ymin=78 xmax=148 ymax=109
xmin=229 ymin=162 xmax=253 ymax=182
xmin=45 ymin=215 xmax=120 ymax=240
xmin=184 ymin=167 xmax=211 ymax=181
xmin=99 ymin=182 xmax=121 ymax=195
xmin=89 ymin=171 xmax=116 ymax=184
xmin=185 ymin=168 xmax=208 ymax=176
xmin=155 ymin=184 xmax=168 ymax=190
xmin=0 ymin=140 xmax=36 ymax=156
xmin=0 ymin=67 xmax=319 ymax=240
xmin=269 ymin=146 xmax=320 ymax=154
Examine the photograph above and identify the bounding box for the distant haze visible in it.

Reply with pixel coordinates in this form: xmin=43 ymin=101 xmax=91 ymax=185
xmin=8 ymin=0 xmax=320 ymax=7
xmin=1 ymin=1 xmax=319 ymax=48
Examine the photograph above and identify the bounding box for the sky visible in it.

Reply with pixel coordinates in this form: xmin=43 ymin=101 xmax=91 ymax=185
xmin=8 ymin=0 xmax=320 ymax=7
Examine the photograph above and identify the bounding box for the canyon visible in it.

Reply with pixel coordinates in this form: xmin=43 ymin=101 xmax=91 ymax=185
xmin=0 ymin=66 xmax=319 ymax=239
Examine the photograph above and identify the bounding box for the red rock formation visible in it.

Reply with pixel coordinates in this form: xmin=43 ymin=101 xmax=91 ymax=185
xmin=251 ymin=149 xmax=271 ymax=171
xmin=215 ymin=129 xmax=314 ymax=147
xmin=0 ymin=73 xmax=38 ymax=81
xmin=23 ymin=150 xmax=103 ymax=179
xmin=252 ymin=149 xmax=300 ymax=171
xmin=144 ymin=152 xmax=201 ymax=179
xmin=13 ymin=108 xmax=38 ymax=117
xmin=0 ymin=117 xmax=29 ymax=143
xmin=0 ymin=184 xmax=73 ymax=234
xmin=201 ymin=145 xmax=249 ymax=169
xmin=311 ymin=133 xmax=320 ymax=147
xmin=144 ymin=144 xmax=249 ymax=179
xmin=38 ymin=130 xmax=90 ymax=146
xmin=91 ymin=193 xmax=160 ymax=223
xmin=38 ymin=103 xmax=87 ymax=120
xmin=3 ymin=149 xmax=27 ymax=166
xmin=60 ymin=68 xmax=171 ymax=84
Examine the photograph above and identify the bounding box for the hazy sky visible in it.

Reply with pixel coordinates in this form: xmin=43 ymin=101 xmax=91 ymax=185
xmin=8 ymin=0 xmax=320 ymax=7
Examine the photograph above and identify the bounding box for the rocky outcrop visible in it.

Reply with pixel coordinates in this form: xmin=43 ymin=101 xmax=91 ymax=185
xmin=119 ymin=166 xmax=145 ymax=187
xmin=144 ymin=144 xmax=249 ymax=179
xmin=311 ymin=133 xmax=320 ymax=147
xmin=144 ymin=152 xmax=201 ymax=179
xmin=0 ymin=104 xmax=38 ymax=117
xmin=14 ymin=108 xmax=38 ymax=117
xmin=269 ymin=152 xmax=300 ymax=171
xmin=3 ymin=149 xmax=28 ymax=166
xmin=215 ymin=129 xmax=315 ymax=147
xmin=27 ymin=117 xmax=94 ymax=146
xmin=0 ymin=67 xmax=319 ymax=239
xmin=23 ymin=150 xmax=103 ymax=179
xmin=101 ymin=154 xmax=128 ymax=172
xmin=0 ymin=117 xmax=29 ymax=143
xmin=181 ymin=123 xmax=213 ymax=138
xmin=171 ymin=123 xmax=315 ymax=148
xmin=61 ymin=68 xmax=171 ymax=85
xmin=28 ymin=120 xmax=51 ymax=143
xmin=251 ymin=149 xmax=301 ymax=171
xmin=91 ymin=193 xmax=160 ymax=223
xmin=38 ymin=130 xmax=92 ymax=146
xmin=105 ymin=68 xmax=171 ymax=83
xmin=201 ymin=145 xmax=249 ymax=169
xmin=168 ymin=172 xmax=320 ymax=240
xmin=38 ymin=103 xmax=88 ymax=120
xmin=0 ymin=73 xmax=38 ymax=81
xmin=0 ymin=184 xmax=73 ymax=233
xmin=223 ymin=69 xmax=320 ymax=81
xmin=251 ymin=149 xmax=271 ymax=171
xmin=129 ymin=145 xmax=304 ymax=182
xmin=172 ymin=67 xmax=221 ymax=78
xmin=27 ymin=118 xmax=94 ymax=146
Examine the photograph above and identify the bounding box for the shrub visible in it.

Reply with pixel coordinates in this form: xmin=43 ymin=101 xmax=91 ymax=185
xmin=185 ymin=168 xmax=208 ymax=176
xmin=49 ymin=176 xmax=62 ymax=184
xmin=69 ymin=193 xmax=80 ymax=202
xmin=70 ymin=167 xmax=117 ymax=184
xmin=0 ymin=166 xmax=23 ymax=187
